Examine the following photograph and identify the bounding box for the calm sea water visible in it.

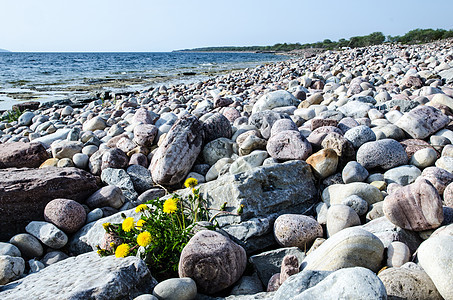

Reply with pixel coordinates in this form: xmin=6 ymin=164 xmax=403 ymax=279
xmin=0 ymin=52 xmax=285 ymax=110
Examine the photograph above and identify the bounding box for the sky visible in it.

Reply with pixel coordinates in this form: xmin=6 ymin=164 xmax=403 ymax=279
xmin=1 ymin=0 xmax=452 ymax=52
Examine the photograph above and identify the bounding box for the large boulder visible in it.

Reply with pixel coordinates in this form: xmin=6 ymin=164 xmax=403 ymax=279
xmin=178 ymin=230 xmax=247 ymax=294
xmin=395 ymin=105 xmax=449 ymax=139
xmin=0 ymin=167 xmax=98 ymax=241
xmin=0 ymin=142 xmax=49 ymax=169
xmin=0 ymin=252 xmax=157 ymax=300
xmin=198 ymin=160 xmax=317 ymax=227
xmin=150 ymin=115 xmax=204 ymax=185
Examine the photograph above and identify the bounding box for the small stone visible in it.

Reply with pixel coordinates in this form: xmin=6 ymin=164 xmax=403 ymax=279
xmin=342 ymin=161 xmax=369 ymax=183
xmin=86 ymin=208 xmax=103 ymax=223
xmin=86 ymin=185 xmax=125 ymax=209
xmin=326 ymin=204 xmax=361 ymax=237
xmin=436 ymin=156 xmax=453 ymax=173
xmin=344 ymin=125 xmax=376 ymax=148
xmin=387 ymin=241 xmax=411 ymax=267
xmin=9 ymin=233 xmax=43 ymax=259
xmin=306 ymin=149 xmax=338 ymax=179
xmin=44 ymin=199 xmax=86 ymax=233
xmin=341 ymin=195 xmax=368 ymax=216
xmin=267 ymin=130 xmax=312 ymax=161
xmin=384 ymin=165 xmax=422 ymax=186
xmin=0 ymin=255 xmax=25 ymax=284
xmin=356 ymin=139 xmax=408 ymax=170
xmin=411 ymin=147 xmax=438 ymax=168
xmin=273 ymin=214 xmax=323 ymax=249
xmin=126 ymin=164 xmax=153 ymax=194
xmin=152 ymin=277 xmax=197 ymax=300
xmin=40 ymin=251 xmax=69 ymax=266
xmin=72 ymin=153 xmax=89 ymax=169
xmin=421 ymin=166 xmax=453 ymax=195
xmin=0 ymin=243 xmax=21 ymax=257
xmin=83 ymin=116 xmax=107 ymax=131
xmin=51 ymin=140 xmax=83 ymax=159
xmin=322 ymin=182 xmax=383 ymax=206
xmin=25 ymin=221 xmax=68 ymax=249
xmin=101 ymin=148 xmax=129 ymax=170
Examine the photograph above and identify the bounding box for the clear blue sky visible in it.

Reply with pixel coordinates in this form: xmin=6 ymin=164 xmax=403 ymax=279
xmin=1 ymin=0 xmax=452 ymax=52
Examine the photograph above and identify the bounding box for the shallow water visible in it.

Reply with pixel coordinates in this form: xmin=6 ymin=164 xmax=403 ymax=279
xmin=0 ymin=52 xmax=286 ymax=110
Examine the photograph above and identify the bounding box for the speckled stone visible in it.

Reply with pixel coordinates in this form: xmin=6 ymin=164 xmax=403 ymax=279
xmin=342 ymin=161 xmax=369 ymax=183
xmin=44 ymin=199 xmax=86 ymax=234
xmin=356 ymin=139 xmax=408 ymax=170
xmin=344 ymin=125 xmax=376 ymax=148
xmin=395 ymin=105 xmax=449 ymax=139
xmin=273 ymin=214 xmax=323 ymax=249
xmin=341 ymin=195 xmax=368 ymax=216
xmin=267 ymin=130 xmax=312 ymax=161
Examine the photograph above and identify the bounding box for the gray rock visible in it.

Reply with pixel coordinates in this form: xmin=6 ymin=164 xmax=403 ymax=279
xmin=28 ymin=258 xmax=45 ymax=273
xmin=273 ymin=214 xmax=322 ymax=248
xmin=266 ymin=130 xmax=312 ymax=161
xmin=25 ymin=221 xmax=68 ymax=249
xmin=0 ymin=252 xmax=157 ymax=300
xmin=51 ymin=140 xmax=83 ymax=159
xmin=82 ymin=116 xmax=107 ymax=131
xmin=0 ymin=243 xmax=21 ymax=257
xmin=203 ymin=113 xmax=232 ymax=143
xmin=0 ymin=255 xmax=25 ymax=285
xmin=230 ymin=273 xmax=264 ymax=296
xmin=341 ymin=195 xmax=368 ymax=216
xmin=249 ymin=111 xmax=291 ymax=140
xmin=101 ymin=168 xmax=138 ymax=203
xmin=338 ymin=101 xmax=374 ymax=118
xmin=18 ymin=111 xmax=35 ymax=126
xmin=344 ymin=125 xmax=376 ymax=148
xmin=32 ymin=128 xmax=71 ymax=147
xmin=202 ymin=138 xmax=234 ymax=166
xmin=395 ymin=105 xmax=449 ymax=139
xmin=86 ymin=208 xmax=104 ymax=223
xmin=273 ymin=269 xmax=331 ymax=300
xmin=342 ymin=161 xmax=369 ymax=183
xmin=326 ymin=205 xmax=361 ymax=237
xmin=229 ymin=150 xmax=268 ymax=175
xmin=72 ymin=153 xmax=89 ymax=169
xmin=292 ymin=267 xmax=387 ymax=300
xmin=152 ymin=277 xmax=197 ymax=300
xmin=86 ymin=185 xmax=125 ymax=209
xmin=249 ymin=247 xmax=306 ymax=287
xmin=127 ymin=164 xmax=154 ymax=194
xmin=356 ymin=139 xmax=408 ymax=170
xmin=40 ymin=251 xmax=68 ymax=266
xmin=384 ymin=164 xmax=421 ymax=185
xmin=136 ymin=188 xmax=166 ymax=204
xmin=9 ymin=233 xmax=43 ymax=259
xmin=322 ymin=182 xmax=383 ymax=206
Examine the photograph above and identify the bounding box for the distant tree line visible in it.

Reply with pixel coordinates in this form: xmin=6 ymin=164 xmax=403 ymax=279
xmin=178 ymin=28 xmax=453 ymax=52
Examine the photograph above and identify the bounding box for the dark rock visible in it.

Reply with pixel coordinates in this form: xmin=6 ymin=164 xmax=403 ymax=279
xmin=203 ymin=113 xmax=232 ymax=143
xmin=0 ymin=142 xmax=49 ymax=169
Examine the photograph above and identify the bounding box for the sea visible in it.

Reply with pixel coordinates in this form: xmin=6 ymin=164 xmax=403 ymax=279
xmin=0 ymin=52 xmax=286 ymax=110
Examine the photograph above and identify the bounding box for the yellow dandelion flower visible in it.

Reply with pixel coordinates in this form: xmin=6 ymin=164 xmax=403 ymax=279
xmin=135 ymin=204 xmax=148 ymax=213
xmin=136 ymin=219 xmax=146 ymax=228
xmin=184 ymin=177 xmax=198 ymax=188
xmin=102 ymin=222 xmax=111 ymax=231
xmin=109 ymin=242 xmax=116 ymax=248
xmin=115 ymin=243 xmax=130 ymax=258
xmin=122 ymin=217 xmax=135 ymax=232
xmin=137 ymin=231 xmax=152 ymax=247
xmin=163 ymin=197 xmax=178 ymax=214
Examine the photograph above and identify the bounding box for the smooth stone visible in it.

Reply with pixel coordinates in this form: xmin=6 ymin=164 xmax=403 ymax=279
xmin=86 ymin=185 xmax=125 ymax=209
xmin=301 ymin=227 xmax=384 ymax=272
xmin=86 ymin=208 xmax=103 ymax=223
xmin=326 ymin=204 xmax=361 ymax=237
xmin=0 ymin=243 xmax=21 ymax=257
xmin=44 ymin=198 xmax=86 ymax=233
xmin=444 ymin=182 xmax=453 ymax=207
xmin=101 ymin=148 xmax=129 ymax=170
xmin=383 ymin=178 xmax=444 ymax=231
xmin=378 ymin=266 xmax=443 ymax=300
xmin=57 ymin=158 xmax=74 ymax=168
xmin=342 ymin=161 xmax=369 ymax=183
xmin=32 ymin=128 xmax=71 ymax=147
xmin=266 ymin=130 xmax=312 ymax=161
xmin=356 ymin=139 xmax=408 ymax=170
xmin=322 ymin=182 xmax=383 ymax=206
xmin=25 ymin=221 xmax=68 ymax=249
xmin=0 ymin=255 xmax=25 ymax=285
xmin=383 ymin=164 xmax=422 ymax=186
xmin=272 ymin=269 xmax=331 ymax=300
xmin=72 ymin=153 xmax=89 ymax=169
xmin=202 ymin=113 xmax=233 ymax=143
xmin=436 ymin=156 xmax=453 ymax=173
xmin=395 ymin=105 xmax=449 ymax=139
xmin=273 ymin=214 xmax=323 ymax=249
xmin=387 ymin=241 xmax=411 ymax=267
xmin=252 ymin=90 xmax=298 ymax=114
xmin=0 ymin=142 xmax=49 ymax=169
xmin=28 ymin=258 xmax=45 ymax=273
xmin=292 ymin=267 xmax=387 ymax=300
xmin=18 ymin=111 xmax=35 ymax=126
xmin=9 ymin=234 xmax=43 ymax=259
xmin=344 ymin=125 xmax=376 ymax=148
xmin=152 ymin=277 xmax=197 ymax=300
xmin=229 ymin=150 xmax=268 ymax=175
xmin=82 ymin=116 xmax=107 ymax=131
xmin=305 ymin=149 xmax=338 ymax=179
xmin=417 ymin=236 xmax=453 ymax=299
xmin=411 ymin=147 xmax=437 ymax=168
xmin=178 ymin=230 xmax=247 ymax=294
xmin=40 ymin=251 xmax=68 ymax=266
xmin=51 ymin=140 xmax=83 ymax=159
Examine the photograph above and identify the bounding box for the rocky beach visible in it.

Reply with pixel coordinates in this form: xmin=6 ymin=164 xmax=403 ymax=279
xmin=0 ymin=38 xmax=453 ymax=299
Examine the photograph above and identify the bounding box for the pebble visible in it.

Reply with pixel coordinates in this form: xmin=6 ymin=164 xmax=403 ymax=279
xmin=386 ymin=241 xmax=411 ymax=267
xmin=9 ymin=233 xmax=44 ymax=259
xmin=86 ymin=185 xmax=125 ymax=209
xmin=44 ymin=199 xmax=86 ymax=233
xmin=341 ymin=195 xmax=368 ymax=216
xmin=344 ymin=125 xmax=376 ymax=148
xmin=410 ymin=147 xmax=437 ymax=168
xmin=25 ymin=221 xmax=68 ymax=249
xmin=273 ymin=214 xmax=323 ymax=249
xmin=326 ymin=204 xmax=361 ymax=237
xmin=342 ymin=161 xmax=369 ymax=183
xmin=356 ymin=139 xmax=408 ymax=170
xmin=152 ymin=277 xmax=197 ymax=300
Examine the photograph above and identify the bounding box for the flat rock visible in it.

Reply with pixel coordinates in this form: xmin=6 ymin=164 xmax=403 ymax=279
xmin=0 ymin=252 xmax=157 ymax=300
xmin=0 ymin=167 xmax=98 ymax=241
xmin=395 ymin=105 xmax=449 ymax=139
xmin=0 ymin=142 xmax=49 ymax=169
xmin=383 ymin=177 xmax=444 ymax=231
